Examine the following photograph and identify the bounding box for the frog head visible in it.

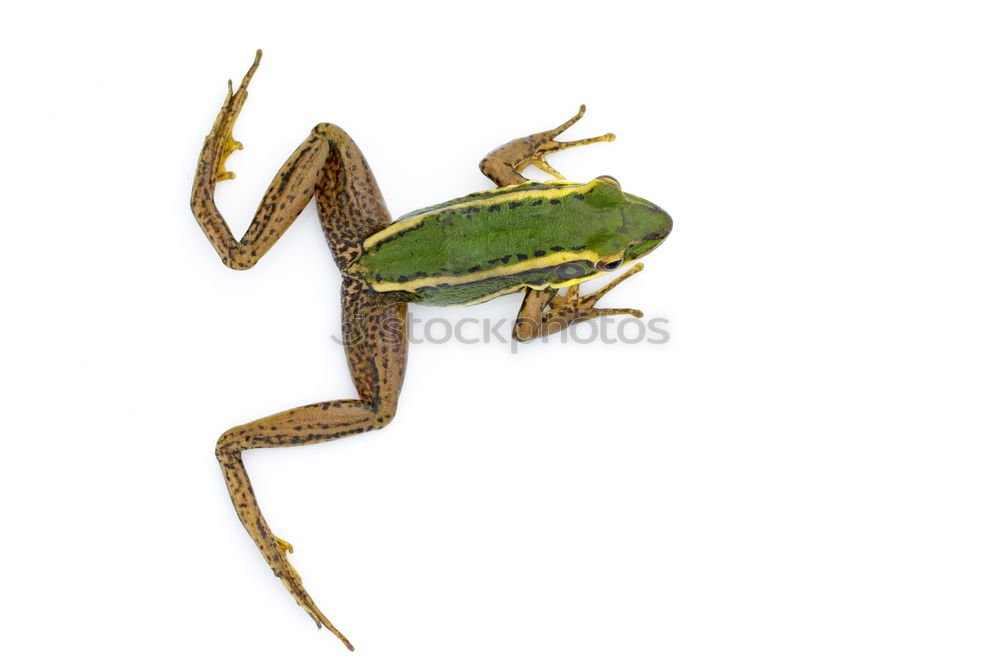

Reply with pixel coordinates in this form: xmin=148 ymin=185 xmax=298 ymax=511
xmin=586 ymin=175 xmax=673 ymax=271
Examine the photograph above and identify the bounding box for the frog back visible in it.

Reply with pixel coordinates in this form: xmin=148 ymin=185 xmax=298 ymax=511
xmin=350 ymin=180 xmax=630 ymax=306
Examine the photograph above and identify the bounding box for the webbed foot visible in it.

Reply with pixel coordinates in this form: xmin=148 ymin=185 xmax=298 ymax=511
xmin=266 ymin=533 xmax=354 ymax=650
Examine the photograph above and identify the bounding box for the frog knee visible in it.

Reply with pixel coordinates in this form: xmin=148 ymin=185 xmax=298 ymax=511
xmin=215 ymin=428 xmax=248 ymax=459
xmin=373 ymin=404 xmax=397 ymax=429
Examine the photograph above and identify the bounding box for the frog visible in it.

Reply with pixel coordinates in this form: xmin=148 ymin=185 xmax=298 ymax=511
xmin=190 ymin=50 xmax=672 ymax=651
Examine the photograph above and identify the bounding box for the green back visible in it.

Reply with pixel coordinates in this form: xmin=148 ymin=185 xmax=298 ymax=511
xmin=352 ymin=180 xmax=671 ymax=305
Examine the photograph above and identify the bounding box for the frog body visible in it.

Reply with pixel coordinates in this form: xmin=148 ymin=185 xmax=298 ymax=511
xmin=352 ymin=179 xmax=671 ymax=305
xmin=191 ymin=51 xmax=672 ymax=651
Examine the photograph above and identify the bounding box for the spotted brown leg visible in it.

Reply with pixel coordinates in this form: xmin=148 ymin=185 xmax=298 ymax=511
xmin=216 ymin=281 xmax=406 ymax=650
xmin=478 ymin=104 xmax=615 ymax=187
xmin=191 ymin=50 xmax=391 ymax=272
xmin=190 ymin=50 xmax=327 ymax=269
xmin=192 ymin=51 xmax=407 ymax=650
xmin=513 ymin=264 xmax=646 ymax=341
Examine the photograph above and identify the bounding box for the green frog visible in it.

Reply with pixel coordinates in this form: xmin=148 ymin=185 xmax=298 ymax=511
xmin=191 ymin=50 xmax=672 ymax=651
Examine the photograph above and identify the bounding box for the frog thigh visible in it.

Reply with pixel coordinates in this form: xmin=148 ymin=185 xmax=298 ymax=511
xmin=311 ymin=123 xmax=394 ymax=270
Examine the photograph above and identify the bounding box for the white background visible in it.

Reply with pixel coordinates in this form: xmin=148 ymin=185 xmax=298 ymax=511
xmin=2 ymin=1 xmax=998 ymax=665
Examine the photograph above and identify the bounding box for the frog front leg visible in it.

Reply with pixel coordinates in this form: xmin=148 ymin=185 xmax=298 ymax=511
xmin=478 ymin=106 xmax=646 ymax=341
xmin=479 ymin=104 xmax=614 ymax=186
xmin=513 ymin=264 xmax=646 ymax=341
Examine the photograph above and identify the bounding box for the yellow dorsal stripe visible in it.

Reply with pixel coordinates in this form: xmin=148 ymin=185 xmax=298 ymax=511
xmin=362 ymin=181 xmax=597 ymax=250
xmin=433 ymin=260 xmax=638 ymax=306
xmin=369 ymin=249 xmax=602 ymax=292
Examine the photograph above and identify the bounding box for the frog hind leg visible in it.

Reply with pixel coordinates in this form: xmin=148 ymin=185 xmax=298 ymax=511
xmin=216 ymin=279 xmax=407 ymax=651
xmin=478 ymin=104 xmax=615 ymax=187
xmin=192 ymin=50 xmax=324 ymax=270
xmin=196 ymin=51 xmax=406 ymax=651
xmin=191 ymin=50 xmax=392 ymax=272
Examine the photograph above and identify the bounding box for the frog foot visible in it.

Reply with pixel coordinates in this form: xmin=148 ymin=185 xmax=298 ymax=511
xmin=215 ymin=96 xmax=244 ymax=182
xmin=270 ymin=534 xmax=354 ymax=650
xmin=515 ymin=104 xmax=615 ymax=180
xmin=549 ymin=262 xmax=645 ymax=323
xmin=206 ymin=50 xmax=262 ymax=182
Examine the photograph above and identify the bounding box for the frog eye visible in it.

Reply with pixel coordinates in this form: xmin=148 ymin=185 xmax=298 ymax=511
xmin=595 ymin=175 xmax=621 ymax=188
xmin=596 ymin=251 xmax=625 ymax=271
